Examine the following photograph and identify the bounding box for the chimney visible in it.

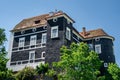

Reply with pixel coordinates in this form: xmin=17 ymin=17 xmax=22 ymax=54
xmin=82 ymin=27 xmax=86 ymax=36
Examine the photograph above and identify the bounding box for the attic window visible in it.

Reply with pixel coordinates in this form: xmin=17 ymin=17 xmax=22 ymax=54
xmin=34 ymin=20 xmax=40 ymax=24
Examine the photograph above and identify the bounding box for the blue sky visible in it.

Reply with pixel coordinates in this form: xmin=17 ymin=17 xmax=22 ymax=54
xmin=0 ymin=0 xmax=120 ymax=66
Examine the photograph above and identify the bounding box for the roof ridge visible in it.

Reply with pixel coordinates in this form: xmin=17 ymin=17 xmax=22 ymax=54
xmin=24 ymin=14 xmax=49 ymax=20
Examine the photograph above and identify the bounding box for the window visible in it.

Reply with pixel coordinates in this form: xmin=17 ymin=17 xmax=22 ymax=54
xmin=66 ymin=27 xmax=71 ymax=40
xmin=35 ymin=20 xmax=40 ymax=24
xmin=41 ymin=33 xmax=47 ymax=43
xmin=95 ymin=44 xmax=101 ymax=54
xmin=88 ymin=44 xmax=93 ymax=50
xmin=51 ymin=26 xmax=58 ymax=38
xmin=95 ymin=38 xmax=100 ymax=41
xmin=19 ymin=37 xmax=25 ymax=47
xmin=21 ymin=30 xmax=25 ymax=34
xmin=53 ymin=17 xmax=57 ymax=22
xmin=29 ymin=51 xmax=35 ymax=60
xmin=41 ymin=51 xmax=45 ymax=59
xmin=104 ymin=63 xmax=108 ymax=67
xmin=32 ymin=28 xmax=36 ymax=32
xmin=30 ymin=35 xmax=36 ymax=45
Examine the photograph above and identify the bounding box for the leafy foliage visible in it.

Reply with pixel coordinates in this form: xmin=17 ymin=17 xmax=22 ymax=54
xmin=108 ymin=63 xmax=120 ymax=80
xmin=49 ymin=42 xmax=103 ymax=80
xmin=0 ymin=28 xmax=15 ymax=80
xmin=36 ymin=63 xmax=49 ymax=75
xmin=0 ymin=28 xmax=6 ymax=45
xmin=15 ymin=67 xmax=36 ymax=80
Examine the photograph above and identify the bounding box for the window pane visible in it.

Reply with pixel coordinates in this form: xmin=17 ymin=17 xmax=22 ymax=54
xmin=30 ymin=35 xmax=36 ymax=45
xmin=42 ymin=33 xmax=47 ymax=43
xmin=52 ymin=29 xmax=57 ymax=37
xmin=41 ymin=51 xmax=45 ymax=59
xmin=88 ymin=44 xmax=93 ymax=50
xmin=95 ymin=44 xmax=101 ymax=54
xmin=19 ymin=37 xmax=25 ymax=47
xmin=66 ymin=27 xmax=71 ymax=40
xmin=29 ymin=51 xmax=35 ymax=60
xmin=30 ymin=53 xmax=34 ymax=59
xmin=51 ymin=26 xmax=58 ymax=38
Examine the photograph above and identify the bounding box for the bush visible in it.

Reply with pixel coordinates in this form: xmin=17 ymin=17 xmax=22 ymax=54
xmin=15 ymin=67 xmax=36 ymax=80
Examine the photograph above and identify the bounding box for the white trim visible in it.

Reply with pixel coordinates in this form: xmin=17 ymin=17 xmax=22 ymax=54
xmin=32 ymin=28 xmax=36 ymax=32
xmin=63 ymin=15 xmax=74 ymax=23
xmin=66 ymin=27 xmax=71 ymax=40
xmin=6 ymin=32 xmax=14 ymax=69
xmin=53 ymin=17 xmax=58 ymax=22
xmin=29 ymin=51 xmax=35 ymax=60
xmin=72 ymin=36 xmax=80 ymax=43
xmin=43 ymin=26 xmax=47 ymax=29
xmin=14 ymin=30 xmax=47 ymax=38
xmin=95 ymin=44 xmax=101 ymax=54
xmin=51 ymin=26 xmax=58 ymax=38
xmin=19 ymin=37 xmax=25 ymax=47
xmin=12 ymin=43 xmax=46 ymax=52
xmin=41 ymin=51 xmax=45 ymax=59
xmin=41 ymin=33 xmax=47 ymax=43
xmin=67 ymin=20 xmax=71 ymax=24
xmin=47 ymin=14 xmax=74 ymax=23
xmin=84 ymin=36 xmax=114 ymax=41
xmin=8 ymin=61 xmax=45 ymax=71
xmin=72 ymin=30 xmax=83 ymax=40
xmin=104 ymin=63 xmax=108 ymax=67
xmin=30 ymin=35 xmax=37 ymax=45
xmin=95 ymin=38 xmax=100 ymax=41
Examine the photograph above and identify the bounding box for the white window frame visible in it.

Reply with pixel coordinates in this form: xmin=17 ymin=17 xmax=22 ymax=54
xmin=41 ymin=51 xmax=45 ymax=59
xmin=104 ymin=63 xmax=108 ymax=67
xmin=41 ymin=33 xmax=47 ymax=43
xmin=66 ymin=27 xmax=71 ymax=40
xmin=29 ymin=51 xmax=35 ymax=60
xmin=30 ymin=35 xmax=36 ymax=45
xmin=19 ymin=37 xmax=25 ymax=47
xmin=88 ymin=44 xmax=93 ymax=50
xmin=95 ymin=44 xmax=101 ymax=54
xmin=51 ymin=26 xmax=58 ymax=38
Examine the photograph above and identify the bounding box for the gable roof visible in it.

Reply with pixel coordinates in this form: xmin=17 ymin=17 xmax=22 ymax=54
xmin=80 ymin=28 xmax=114 ymax=40
xmin=11 ymin=11 xmax=74 ymax=32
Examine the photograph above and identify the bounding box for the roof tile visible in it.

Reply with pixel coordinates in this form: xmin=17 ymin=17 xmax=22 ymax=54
xmin=80 ymin=28 xmax=110 ymax=38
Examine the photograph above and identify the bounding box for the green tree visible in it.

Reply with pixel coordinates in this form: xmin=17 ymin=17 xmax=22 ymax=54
xmin=15 ymin=67 xmax=36 ymax=80
xmin=36 ymin=63 xmax=49 ymax=79
xmin=0 ymin=28 xmax=15 ymax=80
xmin=49 ymin=42 xmax=103 ymax=80
xmin=108 ymin=63 xmax=120 ymax=80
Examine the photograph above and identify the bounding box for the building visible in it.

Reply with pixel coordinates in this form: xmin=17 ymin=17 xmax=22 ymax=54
xmin=7 ymin=11 xmax=115 ymax=73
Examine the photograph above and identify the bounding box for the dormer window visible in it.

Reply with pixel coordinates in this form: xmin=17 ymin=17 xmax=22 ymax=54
xmin=35 ymin=20 xmax=40 ymax=24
